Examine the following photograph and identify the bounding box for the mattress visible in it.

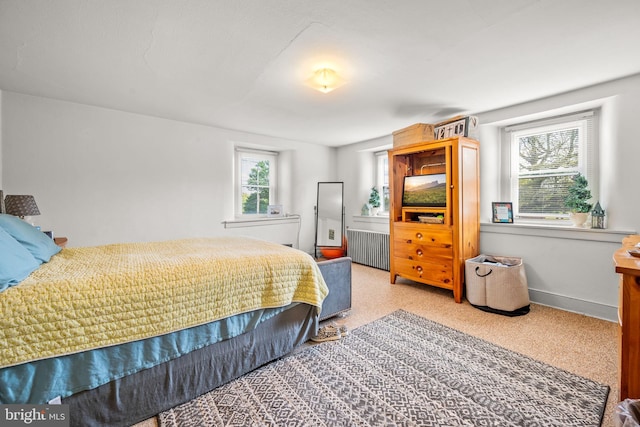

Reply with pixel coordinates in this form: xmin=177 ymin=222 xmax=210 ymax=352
xmin=0 ymin=305 xmax=295 ymax=404
xmin=65 ymin=303 xmax=318 ymax=427
xmin=0 ymin=236 xmax=328 ymax=368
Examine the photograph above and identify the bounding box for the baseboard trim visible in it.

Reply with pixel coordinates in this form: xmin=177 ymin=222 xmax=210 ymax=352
xmin=529 ymin=288 xmax=617 ymax=322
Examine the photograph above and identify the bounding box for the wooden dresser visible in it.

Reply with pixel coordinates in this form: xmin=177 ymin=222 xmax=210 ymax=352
xmin=613 ymin=234 xmax=640 ymax=400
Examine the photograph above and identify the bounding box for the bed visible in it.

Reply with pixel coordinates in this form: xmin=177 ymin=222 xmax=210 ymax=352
xmin=0 ymin=214 xmax=329 ymax=426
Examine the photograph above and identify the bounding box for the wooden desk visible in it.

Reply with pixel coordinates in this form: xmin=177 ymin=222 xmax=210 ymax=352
xmin=613 ymin=235 xmax=640 ymax=400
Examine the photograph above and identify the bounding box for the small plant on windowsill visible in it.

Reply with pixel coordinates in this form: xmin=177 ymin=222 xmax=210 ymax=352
xmin=368 ymin=187 xmax=381 ymax=216
xmin=564 ymin=173 xmax=592 ymax=227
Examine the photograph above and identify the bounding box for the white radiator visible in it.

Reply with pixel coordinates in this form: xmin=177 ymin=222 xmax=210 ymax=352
xmin=346 ymin=228 xmax=390 ymax=271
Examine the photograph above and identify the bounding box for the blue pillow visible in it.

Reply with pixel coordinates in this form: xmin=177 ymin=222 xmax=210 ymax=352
xmin=0 ymin=227 xmax=41 ymax=291
xmin=0 ymin=214 xmax=61 ymax=263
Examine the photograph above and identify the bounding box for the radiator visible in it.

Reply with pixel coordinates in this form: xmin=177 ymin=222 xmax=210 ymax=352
xmin=346 ymin=228 xmax=390 ymax=271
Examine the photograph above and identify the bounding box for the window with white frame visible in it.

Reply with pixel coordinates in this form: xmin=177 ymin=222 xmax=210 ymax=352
xmin=503 ymin=110 xmax=598 ymax=220
xmin=375 ymin=151 xmax=390 ymax=214
xmin=235 ymin=148 xmax=277 ymax=216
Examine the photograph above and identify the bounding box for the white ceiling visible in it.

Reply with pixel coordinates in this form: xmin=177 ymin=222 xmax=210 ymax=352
xmin=1 ymin=0 xmax=639 ymax=146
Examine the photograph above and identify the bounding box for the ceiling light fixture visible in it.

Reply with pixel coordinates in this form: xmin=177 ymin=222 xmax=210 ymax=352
xmin=307 ymin=68 xmax=345 ymax=94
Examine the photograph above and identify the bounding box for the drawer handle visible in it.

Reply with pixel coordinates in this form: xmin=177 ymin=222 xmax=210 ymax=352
xmin=416 ymin=266 xmax=423 ymax=273
xmin=416 ymin=249 xmax=423 ymax=256
xmin=416 ymin=232 xmax=423 ymax=239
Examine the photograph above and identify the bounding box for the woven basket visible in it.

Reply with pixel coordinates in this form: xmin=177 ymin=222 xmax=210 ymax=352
xmin=465 ymin=255 xmax=529 ymax=313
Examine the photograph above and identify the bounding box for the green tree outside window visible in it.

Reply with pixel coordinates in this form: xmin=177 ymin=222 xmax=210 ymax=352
xmin=242 ymin=160 xmax=270 ymax=214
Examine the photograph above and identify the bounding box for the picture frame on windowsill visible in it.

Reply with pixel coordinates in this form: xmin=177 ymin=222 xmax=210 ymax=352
xmin=492 ymin=202 xmax=513 ymax=223
xmin=267 ymin=204 xmax=284 ymax=217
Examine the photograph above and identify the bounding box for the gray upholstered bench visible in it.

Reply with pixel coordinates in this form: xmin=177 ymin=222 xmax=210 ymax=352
xmin=317 ymin=257 xmax=352 ymax=321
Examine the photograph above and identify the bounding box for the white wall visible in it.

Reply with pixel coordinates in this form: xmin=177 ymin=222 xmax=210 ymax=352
xmin=0 ymin=91 xmax=335 ymax=252
xmin=476 ymin=74 xmax=640 ymax=321
xmin=337 ymin=135 xmax=392 ymax=234
xmin=336 ymin=73 xmax=640 ymax=321
xmin=0 ymin=90 xmax=3 ymax=190
xmin=478 ymin=74 xmax=640 ymax=231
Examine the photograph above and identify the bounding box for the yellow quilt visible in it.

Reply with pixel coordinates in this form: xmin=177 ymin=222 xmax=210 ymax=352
xmin=0 ymin=237 xmax=328 ymax=368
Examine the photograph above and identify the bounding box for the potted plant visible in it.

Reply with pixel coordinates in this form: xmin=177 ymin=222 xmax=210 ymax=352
xmin=564 ymin=173 xmax=592 ymax=227
xmin=368 ymin=187 xmax=381 ymax=216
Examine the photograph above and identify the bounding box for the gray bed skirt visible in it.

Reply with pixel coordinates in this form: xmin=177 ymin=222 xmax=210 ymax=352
xmin=63 ymin=303 xmax=318 ymax=427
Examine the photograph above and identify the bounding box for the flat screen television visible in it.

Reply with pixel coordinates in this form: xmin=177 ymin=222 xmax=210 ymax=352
xmin=402 ymin=173 xmax=447 ymax=207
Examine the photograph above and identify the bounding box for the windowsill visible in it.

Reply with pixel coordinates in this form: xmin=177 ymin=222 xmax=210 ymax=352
xmin=353 ymin=214 xmax=389 ymax=224
xmin=481 ymin=221 xmax=636 ymax=243
xmin=348 ymin=215 xmax=633 ymax=243
xmin=222 ymin=216 xmax=300 ymax=229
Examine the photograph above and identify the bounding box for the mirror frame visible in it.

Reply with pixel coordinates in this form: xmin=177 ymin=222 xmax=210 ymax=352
xmin=314 ymin=182 xmax=344 ymax=253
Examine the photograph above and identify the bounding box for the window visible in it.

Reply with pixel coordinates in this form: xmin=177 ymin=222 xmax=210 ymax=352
xmin=235 ymin=148 xmax=277 ymax=216
xmin=504 ymin=110 xmax=597 ymax=220
xmin=375 ymin=151 xmax=390 ymax=214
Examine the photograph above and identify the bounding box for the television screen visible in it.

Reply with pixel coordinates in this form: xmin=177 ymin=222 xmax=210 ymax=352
xmin=402 ymin=174 xmax=447 ymax=207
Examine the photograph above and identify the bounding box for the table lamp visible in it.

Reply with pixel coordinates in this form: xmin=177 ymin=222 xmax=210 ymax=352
xmin=4 ymin=195 xmax=41 ymax=220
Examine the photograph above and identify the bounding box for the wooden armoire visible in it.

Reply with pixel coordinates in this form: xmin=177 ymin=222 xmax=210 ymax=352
xmin=388 ymin=132 xmax=480 ymax=303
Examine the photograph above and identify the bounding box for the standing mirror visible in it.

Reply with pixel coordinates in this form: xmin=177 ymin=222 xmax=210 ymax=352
xmin=315 ymin=182 xmax=344 ymax=257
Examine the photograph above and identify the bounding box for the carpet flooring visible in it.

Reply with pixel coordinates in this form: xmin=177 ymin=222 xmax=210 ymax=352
xmin=159 ymin=309 xmax=609 ymax=426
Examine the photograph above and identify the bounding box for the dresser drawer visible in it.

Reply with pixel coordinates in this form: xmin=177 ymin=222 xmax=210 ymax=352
xmin=393 ymin=225 xmax=453 ymax=261
xmin=394 ymin=258 xmax=454 ymax=289
xmin=394 ymin=239 xmax=453 ymax=262
xmin=393 ymin=225 xmax=453 ymax=248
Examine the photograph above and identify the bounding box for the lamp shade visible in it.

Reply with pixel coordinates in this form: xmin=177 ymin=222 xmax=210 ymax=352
xmin=4 ymin=195 xmax=41 ymax=218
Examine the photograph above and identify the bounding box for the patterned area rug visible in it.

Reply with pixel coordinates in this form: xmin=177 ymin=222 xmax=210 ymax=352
xmin=159 ymin=310 xmax=609 ymax=426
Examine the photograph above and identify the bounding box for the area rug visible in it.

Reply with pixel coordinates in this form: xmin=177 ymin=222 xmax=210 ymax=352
xmin=159 ymin=310 xmax=609 ymax=426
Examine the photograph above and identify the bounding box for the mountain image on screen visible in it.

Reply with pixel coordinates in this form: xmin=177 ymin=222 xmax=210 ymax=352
xmin=402 ymin=174 xmax=447 ymax=207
